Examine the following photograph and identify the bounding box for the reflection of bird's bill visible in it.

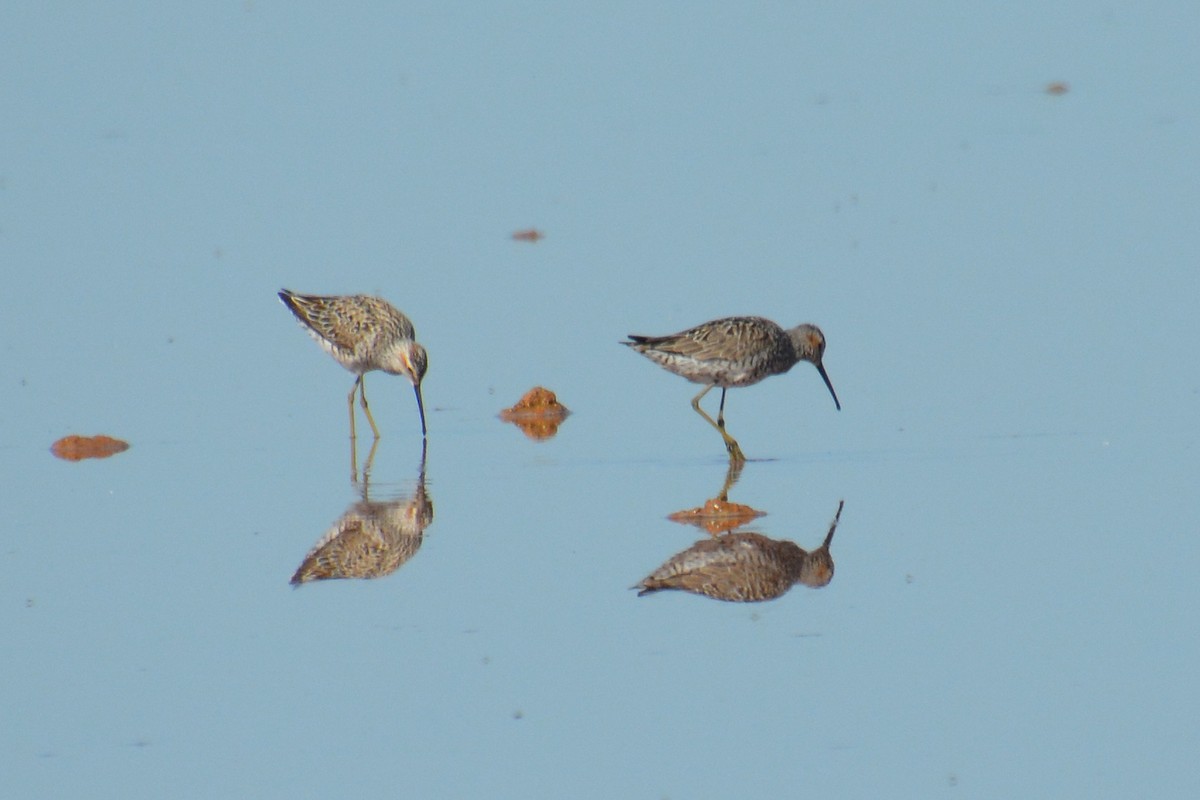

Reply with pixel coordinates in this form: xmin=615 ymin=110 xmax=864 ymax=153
xmin=413 ymin=383 xmax=427 ymax=437
xmin=824 ymin=500 xmax=844 ymax=548
xmin=816 ymin=362 xmax=841 ymax=411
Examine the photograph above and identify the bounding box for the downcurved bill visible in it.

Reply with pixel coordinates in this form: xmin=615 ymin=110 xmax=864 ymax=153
xmin=816 ymin=362 xmax=841 ymax=411
xmin=413 ymin=383 xmax=428 ymax=437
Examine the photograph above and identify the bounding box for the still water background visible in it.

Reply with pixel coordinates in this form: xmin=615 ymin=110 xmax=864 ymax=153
xmin=3 ymin=3 xmax=1198 ymax=798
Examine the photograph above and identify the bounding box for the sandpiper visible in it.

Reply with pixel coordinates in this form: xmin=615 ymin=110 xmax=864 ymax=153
xmin=624 ymin=316 xmax=839 ymax=461
xmin=279 ymin=289 xmax=428 ymax=439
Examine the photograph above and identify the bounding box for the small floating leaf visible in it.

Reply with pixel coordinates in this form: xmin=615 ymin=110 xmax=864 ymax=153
xmin=51 ymin=434 xmax=130 ymax=461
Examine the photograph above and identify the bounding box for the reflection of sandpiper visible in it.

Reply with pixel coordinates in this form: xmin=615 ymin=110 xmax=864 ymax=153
xmin=623 ymin=317 xmax=840 ymax=462
xmin=637 ymin=501 xmax=843 ymax=602
xmin=290 ymin=448 xmax=433 ymax=585
xmin=278 ymin=289 xmax=428 ymax=441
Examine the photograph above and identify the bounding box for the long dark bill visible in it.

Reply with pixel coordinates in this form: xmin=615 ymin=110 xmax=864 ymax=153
xmin=413 ymin=383 xmax=428 ymax=437
xmin=817 ymin=362 xmax=841 ymax=411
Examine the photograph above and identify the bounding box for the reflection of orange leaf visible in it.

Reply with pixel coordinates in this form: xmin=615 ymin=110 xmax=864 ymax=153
xmin=500 ymin=387 xmax=570 ymax=441
xmin=51 ymin=434 xmax=130 ymax=461
xmin=668 ymin=497 xmax=765 ymax=535
xmin=506 ymin=417 xmax=567 ymax=441
xmin=1045 ymin=81 xmax=1069 ymax=95
xmin=511 ymin=228 xmax=544 ymax=242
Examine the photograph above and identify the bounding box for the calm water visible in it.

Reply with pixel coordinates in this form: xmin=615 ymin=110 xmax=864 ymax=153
xmin=3 ymin=4 xmax=1199 ymax=798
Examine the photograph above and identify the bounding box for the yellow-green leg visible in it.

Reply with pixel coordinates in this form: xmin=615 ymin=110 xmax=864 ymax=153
xmin=347 ymin=378 xmax=361 ymax=442
xmin=349 ymin=374 xmax=381 ymax=440
xmin=690 ymin=386 xmax=747 ymax=463
xmin=348 ymin=375 xmax=382 ymax=483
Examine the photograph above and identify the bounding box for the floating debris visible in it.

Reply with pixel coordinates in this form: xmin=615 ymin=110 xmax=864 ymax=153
xmin=668 ymin=497 xmax=765 ymax=536
xmin=1045 ymin=81 xmax=1070 ymax=96
xmin=50 ymin=434 xmax=129 ymax=462
xmin=499 ymin=386 xmax=570 ymax=440
xmin=511 ymin=228 xmax=545 ymax=242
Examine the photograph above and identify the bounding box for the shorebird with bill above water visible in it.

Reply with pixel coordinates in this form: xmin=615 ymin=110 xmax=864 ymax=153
xmin=279 ymin=289 xmax=428 ymax=442
xmin=636 ymin=500 xmax=844 ymax=601
xmin=623 ymin=316 xmax=840 ymax=461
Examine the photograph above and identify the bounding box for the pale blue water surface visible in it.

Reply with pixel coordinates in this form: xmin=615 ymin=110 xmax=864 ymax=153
xmin=3 ymin=3 xmax=1199 ymax=798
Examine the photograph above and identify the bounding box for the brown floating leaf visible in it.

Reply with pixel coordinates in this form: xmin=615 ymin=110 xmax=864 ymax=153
xmin=511 ymin=228 xmax=545 ymax=242
xmin=1045 ymin=81 xmax=1069 ymax=95
xmin=502 ymin=386 xmax=569 ymax=414
xmin=499 ymin=386 xmax=571 ymax=441
xmin=668 ymin=497 xmax=766 ymax=535
xmin=51 ymin=434 xmax=130 ymax=462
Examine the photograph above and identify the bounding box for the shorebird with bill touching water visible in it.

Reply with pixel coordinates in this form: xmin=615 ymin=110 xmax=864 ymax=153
xmin=637 ymin=500 xmax=844 ymax=601
xmin=279 ymin=289 xmax=428 ymax=442
xmin=623 ymin=316 xmax=840 ymax=461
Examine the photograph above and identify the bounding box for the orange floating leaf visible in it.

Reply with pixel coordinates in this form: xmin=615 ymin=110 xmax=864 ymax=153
xmin=668 ymin=497 xmax=766 ymax=535
xmin=1044 ymin=81 xmax=1069 ymax=95
xmin=499 ymin=386 xmax=571 ymax=441
xmin=502 ymin=387 xmax=569 ymax=414
xmin=51 ymin=434 xmax=130 ymax=462
xmin=511 ymin=228 xmax=544 ymax=242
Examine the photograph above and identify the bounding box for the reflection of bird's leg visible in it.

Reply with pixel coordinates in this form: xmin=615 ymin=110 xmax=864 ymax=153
xmin=690 ymin=385 xmax=747 ymax=463
xmin=362 ymin=438 xmax=379 ymax=486
xmin=358 ymin=376 xmax=381 ymax=439
xmin=717 ymin=456 xmax=745 ymax=501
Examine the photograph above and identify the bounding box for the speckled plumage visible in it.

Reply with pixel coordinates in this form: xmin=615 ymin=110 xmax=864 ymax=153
xmin=290 ymin=481 xmax=434 ymax=585
xmin=623 ymin=316 xmax=839 ymax=461
xmin=637 ymin=500 xmax=843 ymax=602
xmin=279 ymin=289 xmax=428 ymax=439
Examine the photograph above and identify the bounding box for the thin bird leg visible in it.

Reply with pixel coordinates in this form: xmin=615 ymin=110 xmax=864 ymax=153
xmin=717 ymin=388 xmax=728 ymax=429
xmin=347 ymin=377 xmax=361 ymax=441
xmin=347 ymin=376 xmax=364 ymax=483
xmin=690 ymin=385 xmax=747 ymax=463
xmin=689 ymin=384 xmax=714 ymax=415
xmin=358 ymin=377 xmax=381 ymax=439
xmin=723 ymin=434 xmax=747 ymax=464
